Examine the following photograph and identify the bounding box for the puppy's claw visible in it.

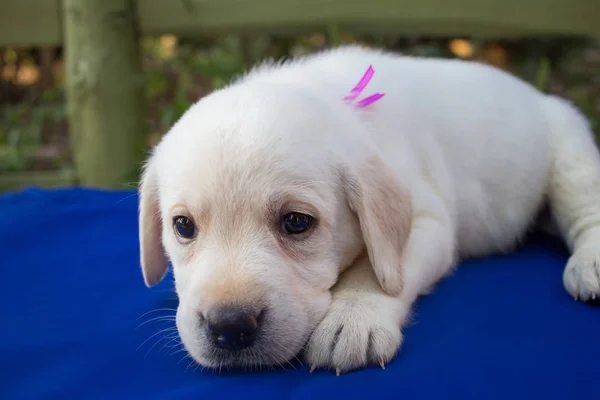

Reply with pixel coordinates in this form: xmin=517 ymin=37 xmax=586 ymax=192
xmin=335 ymin=368 xmax=341 ymax=376
xmin=592 ymin=294 xmax=597 ymax=301
xmin=378 ymin=359 xmax=386 ymax=370
xmin=309 ymin=365 xmax=316 ymax=374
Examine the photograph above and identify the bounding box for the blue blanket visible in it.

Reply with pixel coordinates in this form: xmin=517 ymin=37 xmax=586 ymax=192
xmin=1 ymin=187 xmax=599 ymax=400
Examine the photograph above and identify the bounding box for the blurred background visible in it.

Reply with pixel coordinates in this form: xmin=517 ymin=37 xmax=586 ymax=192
xmin=1 ymin=1 xmax=599 ymax=193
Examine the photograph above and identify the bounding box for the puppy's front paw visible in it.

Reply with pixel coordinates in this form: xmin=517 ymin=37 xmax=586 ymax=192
xmin=563 ymin=247 xmax=600 ymax=303
xmin=305 ymin=294 xmax=405 ymax=375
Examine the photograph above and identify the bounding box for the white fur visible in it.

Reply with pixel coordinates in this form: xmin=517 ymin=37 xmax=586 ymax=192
xmin=138 ymin=45 xmax=600 ymax=374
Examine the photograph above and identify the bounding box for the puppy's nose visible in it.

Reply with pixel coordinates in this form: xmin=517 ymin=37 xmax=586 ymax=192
xmin=205 ymin=306 xmax=260 ymax=351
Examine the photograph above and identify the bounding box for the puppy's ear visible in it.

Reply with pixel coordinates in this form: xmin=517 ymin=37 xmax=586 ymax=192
xmin=138 ymin=160 xmax=169 ymax=287
xmin=342 ymin=155 xmax=412 ymax=297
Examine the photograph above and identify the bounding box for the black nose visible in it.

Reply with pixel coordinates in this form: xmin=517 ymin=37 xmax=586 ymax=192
xmin=205 ymin=306 xmax=260 ymax=351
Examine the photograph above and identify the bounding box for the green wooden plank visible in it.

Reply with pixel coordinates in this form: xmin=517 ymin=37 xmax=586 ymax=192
xmin=0 ymin=169 xmax=77 ymax=193
xmin=1 ymin=0 xmax=599 ymax=46
xmin=64 ymin=0 xmax=147 ymax=189
xmin=0 ymin=0 xmax=63 ymax=46
xmin=138 ymin=0 xmax=600 ymax=39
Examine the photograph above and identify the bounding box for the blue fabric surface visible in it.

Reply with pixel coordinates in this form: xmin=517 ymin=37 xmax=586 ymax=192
xmin=1 ymin=187 xmax=599 ymax=400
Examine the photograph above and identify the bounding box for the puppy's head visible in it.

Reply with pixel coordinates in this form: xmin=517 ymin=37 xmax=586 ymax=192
xmin=138 ymin=82 xmax=411 ymax=369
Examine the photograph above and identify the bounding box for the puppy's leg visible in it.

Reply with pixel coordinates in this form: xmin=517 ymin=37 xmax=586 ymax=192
xmin=306 ymin=185 xmax=456 ymax=374
xmin=304 ymin=253 xmax=407 ymax=374
xmin=543 ymin=95 xmax=600 ymax=302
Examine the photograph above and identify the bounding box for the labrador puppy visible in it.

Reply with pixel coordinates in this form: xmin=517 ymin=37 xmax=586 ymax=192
xmin=138 ymin=45 xmax=600 ymax=374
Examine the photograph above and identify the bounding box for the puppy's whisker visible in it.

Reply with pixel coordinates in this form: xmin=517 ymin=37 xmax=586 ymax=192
xmin=168 ymin=346 xmax=187 ymax=357
xmin=115 ymin=192 xmax=139 ymax=204
xmin=144 ymin=331 xmax=178 ymax=358
xmin=185 ymin=359 xmax=195 ymax=372
xmin=162 ymin=335 xmax=182 ymax=351
xmin=144 ymin=332 xmax=180 ymax=359
xmin=177 ymin=353 xmax=191 ymax=365
xmin=136 ymin=315 xmax=177 ymax=329
xmin=192 ymin=360 xmax=202 ymax=373
xmin=137 ymin=327 xmax=179 ymax=351
xmin=268 ymin=341 xmax=300 ymax=370
xmin=136 ymin=308 xmax=177 ymax=320
xmin=184 ymin=355 xmax=201 ymax=373
xmin=287 ymin=351 xmax=304 ymax=368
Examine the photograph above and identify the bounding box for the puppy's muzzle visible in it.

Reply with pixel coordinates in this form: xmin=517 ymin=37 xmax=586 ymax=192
xmin=204 ymin=306 xmax=264 ymax=351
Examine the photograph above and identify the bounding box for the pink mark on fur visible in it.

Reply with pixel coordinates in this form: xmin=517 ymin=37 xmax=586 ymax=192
xmin=343 ymin=65 xmax=385 ymax=108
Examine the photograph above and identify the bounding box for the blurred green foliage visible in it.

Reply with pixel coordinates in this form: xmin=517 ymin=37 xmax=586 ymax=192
xmin=1 ymin=34 xmax=599 ymax=174
xmin=0 ymin=88 xmax=65 ymax=171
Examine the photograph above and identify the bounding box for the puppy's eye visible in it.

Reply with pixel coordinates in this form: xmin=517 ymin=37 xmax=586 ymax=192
xmin=281 ymin=212 xmax=313 ymax=235
xmin=173 ymin=216 xmax=196 ymax=239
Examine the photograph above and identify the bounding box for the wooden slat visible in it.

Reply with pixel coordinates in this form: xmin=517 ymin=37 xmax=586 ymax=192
xmin=138 ymin=0 xmax=600 ymax=38
xmin=0 ymin=169 xmax=76 ymax=193
xmin=63 ymin=0 xmax=147 ymax=189
xmin=1 ymin=0 xmax=599 ymax=47
xmin=0 ymin=0 xmax=63 ymax=46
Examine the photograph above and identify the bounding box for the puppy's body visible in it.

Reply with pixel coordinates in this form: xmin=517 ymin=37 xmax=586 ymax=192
xmin=139 ymin=45 xmax=600 ymax=374
xmin=245 ymin=46 xmax=555 ymax=258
